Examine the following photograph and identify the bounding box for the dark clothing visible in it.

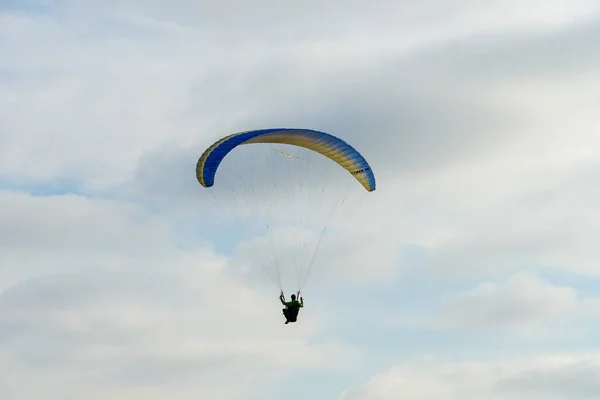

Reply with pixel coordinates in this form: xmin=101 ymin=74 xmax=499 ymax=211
xmin=283 ymin=307 xmax=299 ymax=322
xmin=280 ymin=295 xmax=304 ymax=323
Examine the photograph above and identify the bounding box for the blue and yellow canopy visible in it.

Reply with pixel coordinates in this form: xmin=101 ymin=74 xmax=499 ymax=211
xmin=196 ymin=128 xmax=376 ymax=191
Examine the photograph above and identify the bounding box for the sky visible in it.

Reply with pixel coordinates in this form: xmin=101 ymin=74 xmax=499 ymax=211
xmin=1 ymin=0 xmax=600 ymax=399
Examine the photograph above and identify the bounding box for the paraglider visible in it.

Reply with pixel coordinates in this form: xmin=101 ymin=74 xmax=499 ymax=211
xmin=279 ymin=291 xmax=304 ymax=324
xmin=196 ymin=128 xmax=375 ymax=323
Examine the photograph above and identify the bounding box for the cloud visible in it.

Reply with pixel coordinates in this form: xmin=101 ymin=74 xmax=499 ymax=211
xmin=2 ymin=1 xmax=600 ymax=398
xmin=340 ymin=353 xmax=600 ymax=400
xmin=0 ymin=191 xmax=361 ymax=399
xmin=3 ymin=3 xmax=599 ymax=190
xmin=436 ymin=273 xmax=600 ymax=335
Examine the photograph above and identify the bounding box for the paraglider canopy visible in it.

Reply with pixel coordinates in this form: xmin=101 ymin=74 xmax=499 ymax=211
xmin=196 ymin=128 xmax=376 ymax=294
xmin=196 ymin=128 xmax=375 ymax=191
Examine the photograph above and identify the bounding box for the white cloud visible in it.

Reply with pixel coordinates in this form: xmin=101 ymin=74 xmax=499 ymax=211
xmin=436 ymin=273 xmax=599 ymax=335
xmin=3 ymin=1 xmax=599 ymax=191
xmin=341 ymin=353 xmax=600 ymax=400
xmin=1 ymin=1 xmax=600 ymax=398
xmin=0 ymin=191 xmax=361 ymax=399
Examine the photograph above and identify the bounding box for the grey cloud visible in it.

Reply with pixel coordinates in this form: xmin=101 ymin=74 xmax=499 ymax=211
xmin=101 ymin=352 xmax=263 ymax=388
xmin=132 ymin=24 xmax=546 ymax=202
xmin=437 ymin=273 xmax=580 ymax=333
xmin=2 ymin=2 xmax=600 ymax=398
xmin=0 ymin=270 xmax=185 ymax=367
xmin=341 ymin=355 xmax=600 ymax=400
xmin=0 ymin=251 xmax=348 ymax=397
xmin=127 ymin=10 xmax=600 ymax=288
xmin=3 ymin=4 xmax=598 ymax=188
xmin=0 ymin=191 xmax=172 ymax=255
xmin=419 ymin=156 xmax=600 ymax=278
xmin=0 ymin=273 xmax=106 ymax=312
xmin=173 ymin=17 xmax=600 ymax=181
xmin=0 ymin=189 xmax=350 ymax=389
xmin=497 ymin=359 xmax=600 ymax=399
xmin=404 ymin=15 xmax=600 ymax=83
xmin=126 ymin=15 xmax=600 ymax=270
xmin=90 ymin=0 xmax=600 ymax=45
xmin=0 ymin=269 xmax=186 ymax=316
